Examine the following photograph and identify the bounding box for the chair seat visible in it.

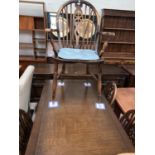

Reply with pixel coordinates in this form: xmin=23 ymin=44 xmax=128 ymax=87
xmin=58 ymin=48 xmax=99 ymax=60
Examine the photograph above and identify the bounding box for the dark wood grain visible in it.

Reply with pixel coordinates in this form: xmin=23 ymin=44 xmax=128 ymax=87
xmin=25 ymin=80 xmax=134 ymax=155
xmin=32 ymin=63 xmax=128 ymax=87
xmin=104 ymin=81 xmax=117 ymax=107
xmin=19 ymin=56 xmax=46 ymax=74
xmin=19 ymin=109 xmax=33 ymax=155
xmin=119 ymin=110 xmax=135 ymax=146
xmin=100 ymin=9 xmax=135 ymax=64
xmin=30 ymin=63 xmax=129 ymax=102
xmin=121 ymin=64 xmax=135 ymax=87
xmin=121 ymin=65 xmax=135 ymax=76
xmin=103 ymin=9 xmax=135 ymax=17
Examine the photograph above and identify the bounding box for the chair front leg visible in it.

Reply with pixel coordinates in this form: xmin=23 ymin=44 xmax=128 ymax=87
xmin=52 ymin=62 xmax=58 ymax=100
xmin=86 ymin=64 xmax=90 ymax=74
xmin=61 ymin=63 xmax=66 ymax=74
xmin=97 ymin=63 xmax=103 ymax=100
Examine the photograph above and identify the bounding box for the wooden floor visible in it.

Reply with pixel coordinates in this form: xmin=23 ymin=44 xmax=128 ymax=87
xmin=26 ymin=80 xmax=134 ymax=155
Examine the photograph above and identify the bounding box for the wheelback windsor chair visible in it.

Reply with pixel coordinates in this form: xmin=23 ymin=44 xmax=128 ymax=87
xmin=104 ymin=81 xmax=117 ymax=107
xmin=46 ymin=0 xmax=115 ymax=100
xmin=119 ymin=109 xmax=135 ymax=146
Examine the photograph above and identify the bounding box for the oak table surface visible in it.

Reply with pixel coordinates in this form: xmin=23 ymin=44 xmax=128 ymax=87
xmin=116 ymin=87 xmax=135 ymax=114
xmin=25 ymin=80 xmax=134 ymax=155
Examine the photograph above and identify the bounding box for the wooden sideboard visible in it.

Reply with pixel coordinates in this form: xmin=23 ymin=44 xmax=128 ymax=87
xmin=99 ymin=9 xmax=135 ymax=64
xmin=121 ymin=64 xmax=135 ymax=87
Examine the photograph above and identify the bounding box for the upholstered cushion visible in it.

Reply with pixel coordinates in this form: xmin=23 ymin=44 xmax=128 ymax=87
xmin=58 ymin=48 xmax=99 ymax=60
xmin=19 ymin=65 xmax=35 ymax=112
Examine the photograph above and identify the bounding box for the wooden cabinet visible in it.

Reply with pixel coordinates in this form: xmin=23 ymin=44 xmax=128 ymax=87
xmin=102 ymin=64 xmax=129 ymax=87
xmin=19 ymin=1 xmax=47 ymax=60
xmin=121 ymin=64 xmax=135 ymax=87
xmin=19 ymin=16 xmax=34 ymax=30
xmin=100 ymin=9 xmax=135 ymax=64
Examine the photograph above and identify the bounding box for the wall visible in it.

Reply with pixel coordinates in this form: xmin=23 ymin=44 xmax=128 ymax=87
xmin=20 ymin=0 xmax=135 ymax=14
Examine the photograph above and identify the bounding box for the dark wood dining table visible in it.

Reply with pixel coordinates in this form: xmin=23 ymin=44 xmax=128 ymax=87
xmin=25 ymin=80 xmax=134 ymax=155
xmin=114 ymin=87 xmax=135 ymax=117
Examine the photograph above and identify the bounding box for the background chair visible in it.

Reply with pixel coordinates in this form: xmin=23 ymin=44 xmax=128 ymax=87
xmin=19 ymin=109 xmax=33 ymax=155
xmin=47 ymin=0 xmax=115 ymax=100
xmin=127 ymin=123 xmax=135 ymax=146
xmin=19 ymin=65 xmax=37 ymax=118
xmin=103 ymin=81 xmax=117 ymax=107
xmin=119 ymin=109 xmax=135 ymax=146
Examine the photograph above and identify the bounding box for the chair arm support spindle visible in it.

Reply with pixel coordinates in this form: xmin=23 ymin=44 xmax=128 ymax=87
xmin=98 ymin=31 xmax=115 ymax=57
xmin=99 ymin=41 xmax=108 ymax=57
xmin=45 ymin=28 xmax=59 ymax=57
xmin=97 ymin=31 xmax=115 ymax=36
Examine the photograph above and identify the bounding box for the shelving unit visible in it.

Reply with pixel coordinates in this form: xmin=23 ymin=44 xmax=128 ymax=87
xmin=100 ymin=9 xmax=135 ymax=64
xmin=19 ymin=1 xmax=47 ymax=59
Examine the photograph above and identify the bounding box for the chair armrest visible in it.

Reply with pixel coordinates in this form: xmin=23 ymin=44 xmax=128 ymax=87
xmin=45 ymin=28 xmax=59 ymax=33
xmin=98 ymin=31 xmax=115 ymax=57
xmin=99 ymin=41 xmax=108 ymax=57
xmin=97 ymin=31 xmax=115 ymax=36
xmin=97 ymin=32 xmax=115 ymax=36
xmin=45 ymin=28 xmax=59 ymax=57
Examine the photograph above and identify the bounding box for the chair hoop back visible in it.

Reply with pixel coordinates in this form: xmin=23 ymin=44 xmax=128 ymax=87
xmin=119 ymin=109 xmax=135 ymax=146
xmin=56 ymin=0 xmax=100 ymax=50
xmin=104 ymin=81 xmax=117 ymax=106
xmin=120 ymin=109 xmax=135 ymax=131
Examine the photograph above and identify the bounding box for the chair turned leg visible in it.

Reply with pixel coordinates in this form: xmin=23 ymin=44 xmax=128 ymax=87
xmin=98 ymin=74 xmax=102 ymax=100
xmin=52 ymin=63 xmax=58 ymax=100
xmin=97 ymin=63 xmax=102 ymax=101
xmin=62 ymin=63 xmax=66 ymax=74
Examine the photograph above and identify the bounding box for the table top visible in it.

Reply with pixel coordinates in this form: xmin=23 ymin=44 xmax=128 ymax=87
xmin=25 ymin=80 xmax=134 ymax=155
xmin=116 ymin=87 xmax=135 ymax=113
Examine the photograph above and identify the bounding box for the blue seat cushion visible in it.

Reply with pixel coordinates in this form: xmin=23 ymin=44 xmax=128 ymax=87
xmin=58 ymin=48 xmax=99 ymax=60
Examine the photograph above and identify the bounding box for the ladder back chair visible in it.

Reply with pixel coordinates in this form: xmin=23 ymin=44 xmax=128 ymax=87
xmin=119 ymin=109 xmax=135 ymax=146
xmin=19 ymin=109 xmax=33 ymax=155
xmin=104 ymin=81 xmax=117 ymax=107
xmin=46 ymin=0 xmax=115 ymax=100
